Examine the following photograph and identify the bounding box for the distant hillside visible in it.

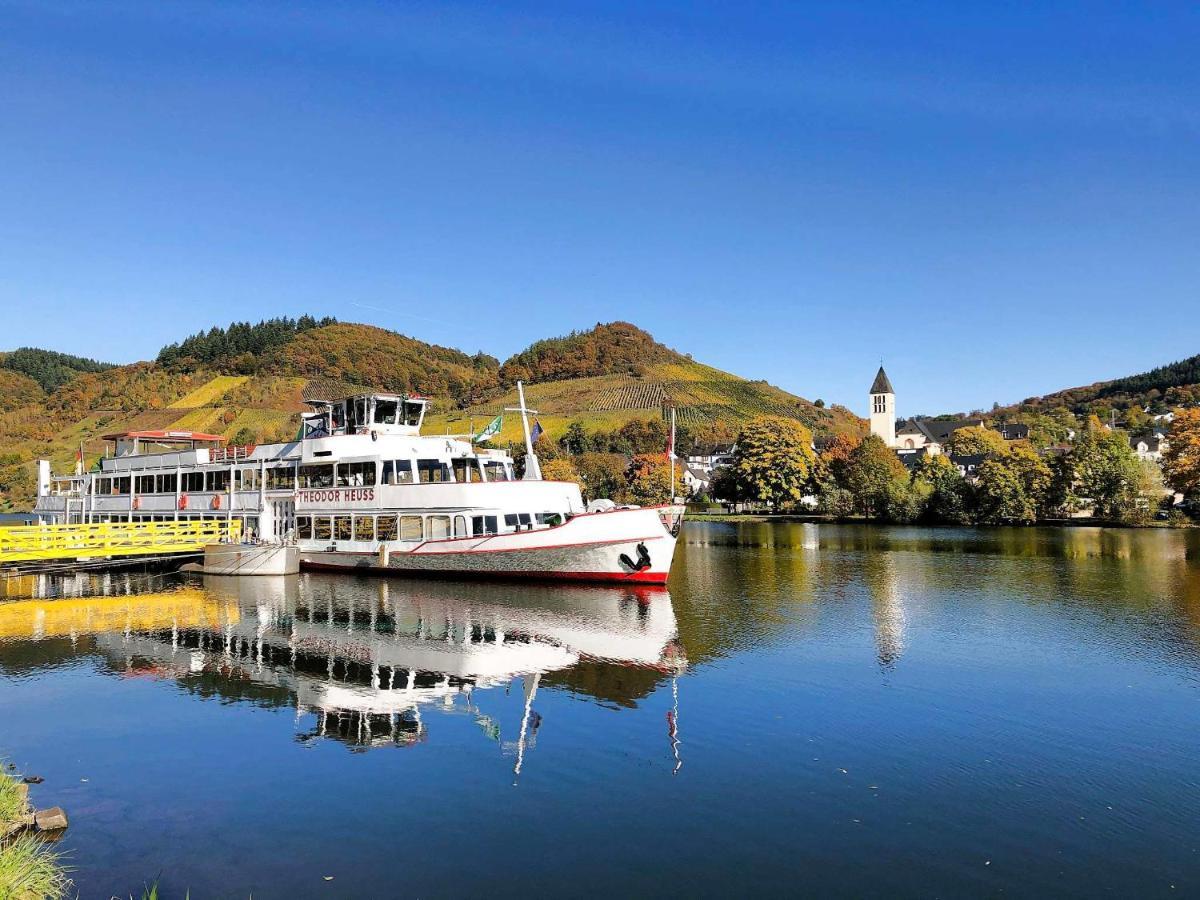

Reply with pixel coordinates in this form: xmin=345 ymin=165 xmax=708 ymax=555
xmin=1 ymin=347 xmax=114 ymax=392
xmin=1002 ymin=352 xmax=1200 ymax=418
xmin=0 ymin=317 xmax=859 ymax=509
xmin=499 ymin=322 xmax=684 ymax=384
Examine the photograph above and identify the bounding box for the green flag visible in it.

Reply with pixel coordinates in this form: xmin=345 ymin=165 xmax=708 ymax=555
xmin=474 ymin=414 xmax=503 ymax=443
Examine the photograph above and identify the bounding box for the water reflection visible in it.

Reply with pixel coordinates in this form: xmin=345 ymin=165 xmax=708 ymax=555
xmin=0 ymin=574 xmax=686 ymax=770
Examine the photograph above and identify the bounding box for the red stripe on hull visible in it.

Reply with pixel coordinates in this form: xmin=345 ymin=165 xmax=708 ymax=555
xmin=299 ymin=559 xmax=670 ymax=586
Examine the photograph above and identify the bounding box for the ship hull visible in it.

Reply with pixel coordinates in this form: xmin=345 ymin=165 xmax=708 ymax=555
xmin=299 ymin=507 xmax=678 ymax=585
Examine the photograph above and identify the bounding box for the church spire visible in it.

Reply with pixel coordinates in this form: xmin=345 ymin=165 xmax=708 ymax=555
xmin=870 ymin=365 xmax=894 ymax=395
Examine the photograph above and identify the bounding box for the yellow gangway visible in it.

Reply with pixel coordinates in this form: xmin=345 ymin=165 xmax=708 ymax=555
xmin=0 ymin=520 xmax=242 ymax=565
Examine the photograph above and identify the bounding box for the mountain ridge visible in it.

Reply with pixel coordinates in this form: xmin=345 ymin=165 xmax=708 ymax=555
xmin=0 ymin=319 xmax=860 ymax=509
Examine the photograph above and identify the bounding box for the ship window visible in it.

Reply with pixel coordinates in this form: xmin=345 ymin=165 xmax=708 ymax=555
xmin=266 ymin=465 xmax=295 ymax=490
xmin=237 ymin=468 xmax=258 ymax=492
xmin=417 ymin=459 xmax=450 ymax=483
xmin=182 ymin=471 xmax=205 ymax=492
xmin=206 ymin=470 xmax=230 ymax=492
xmin=334 ymin=516 xmax=352 ymax=540
xmin=374 ymin=399 xmax=398 ymax=425
xmin=518 ymin=513 xmax=531 ymax=528
xmin=115 ymin=476 xmax=130 ymax=495
xmin=314 ymin=517 xmax=332 ymax=540
xmin=454 ymin=515 xmax=467 ymax=537
xmin=354 ymin=516 xmax=375 ymax=541
xmin=156 ymin=473 xmax=177 ymax=494
xmin=377 ymin=516 xmax=398 ymax=540
xmin=136 ymin=475 xmax=155 ymax=494
xmin=472 ymin=515 xmax=498 ymax=535
xmin=383 ymin=460 xmax=415 ymax=485
xmin=483 ymin=462 xmax=510 ymax=482
xmin=299 ymin=464 xmax=334 ymax=488
xmin=402 ymin=401 xmax=423 ymax=427
xmin=400 ymin=516 xmax=423 ymax=541
xmin=296 ymin=516 xmax=312 ymax=540
xmin=96 ymin=477 xmax=110 ymax=494
xmin=536 ymin=513 xmax=563 ymax=527
xmin=427 ymin=516 xmax=450 ymax=540
xmin=337 ymin=461 xmax=376 ymax=487
xmin=504 ymin=514 xmax=519 ymax=529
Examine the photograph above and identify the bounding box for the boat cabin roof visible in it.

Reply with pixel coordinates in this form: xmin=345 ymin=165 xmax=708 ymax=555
xmin=101 ymin=430 xmax=224 ymax=445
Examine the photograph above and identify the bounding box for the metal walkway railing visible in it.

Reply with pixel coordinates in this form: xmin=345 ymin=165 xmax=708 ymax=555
xmin=0 ymin=520 xmax=242 ymax=565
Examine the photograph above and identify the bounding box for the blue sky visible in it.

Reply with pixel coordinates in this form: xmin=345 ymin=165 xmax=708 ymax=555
xmin=2 ymin=1 xmax=1197 ymax=416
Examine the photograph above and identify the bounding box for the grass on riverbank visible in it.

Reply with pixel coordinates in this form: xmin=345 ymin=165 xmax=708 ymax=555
xmin=0 ymin=770 xmax=71 ymax=900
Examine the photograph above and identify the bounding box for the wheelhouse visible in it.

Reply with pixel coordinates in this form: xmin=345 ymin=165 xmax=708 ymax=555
xmin=302 ymin=394 xmax=428 ymax=439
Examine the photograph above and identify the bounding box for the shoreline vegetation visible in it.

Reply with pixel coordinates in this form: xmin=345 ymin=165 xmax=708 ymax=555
xmin=0 ymin=767 xmax=70 ymax=900
xmin=537 ymin=412 xmax=1199 ymax=528
xmin=684 ymin=511 xmax=1192 ymax=528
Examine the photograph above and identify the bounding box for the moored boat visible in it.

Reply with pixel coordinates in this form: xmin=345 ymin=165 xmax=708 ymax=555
xmin=32 ymin=385 xmax=683 ymax=584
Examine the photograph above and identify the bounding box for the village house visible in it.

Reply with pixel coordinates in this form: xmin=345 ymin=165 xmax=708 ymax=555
xmin=868 ymin=366 xmax=1014 ymax=456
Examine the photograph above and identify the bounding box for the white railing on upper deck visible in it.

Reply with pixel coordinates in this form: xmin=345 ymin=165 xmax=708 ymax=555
xmin=209 ymin=445 xmax=254 ymax=463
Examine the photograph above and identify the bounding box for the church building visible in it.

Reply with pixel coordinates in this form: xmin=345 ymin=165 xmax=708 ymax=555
xmin=868 ymin=366 xmax=984 ymax=457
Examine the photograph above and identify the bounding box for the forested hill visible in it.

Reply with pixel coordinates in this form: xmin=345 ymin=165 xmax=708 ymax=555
xmin=0 ymin=348 xmax=114 ymax=392
xmin=0 ymin=316 xmax=860 ymax=509
xmin=499 ymin=322 xmax=687 ymax=384
xmin=1000 ymin=352 xmax=1200 ymax=418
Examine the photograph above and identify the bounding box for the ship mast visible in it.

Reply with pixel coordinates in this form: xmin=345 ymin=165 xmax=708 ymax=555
xmin=506 ymin=381 xmax=542 ymax=481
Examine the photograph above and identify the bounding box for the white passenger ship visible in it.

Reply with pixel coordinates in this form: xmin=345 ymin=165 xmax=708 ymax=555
xmin=33 ymin=389 xmax=682 ymax=584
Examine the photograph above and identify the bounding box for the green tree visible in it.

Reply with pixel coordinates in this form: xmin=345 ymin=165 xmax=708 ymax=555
xmin=913 ymin=453 xmax=971 ymax=523
xmin=1070 ymin=427 xmax=1143 ymax=520
xmin=844 ymin=434 xmax=908 ymax=519
xmin=975 ymin=445 xmax=1053 ymax=524
xmin=709 ymin=465 xmax=742 ymax=509
xmin=733 ymin=416 xmax=816 ymax=510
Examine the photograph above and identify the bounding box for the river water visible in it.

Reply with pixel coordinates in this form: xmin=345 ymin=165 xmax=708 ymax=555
xmin=2 ymin=523 xmax=1200 ymax=898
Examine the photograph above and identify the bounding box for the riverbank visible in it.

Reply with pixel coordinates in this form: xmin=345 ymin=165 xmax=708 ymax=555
xmin=0 ymin=768 xmax=70 ymax=899
xmin=685 ymin=511 xmax=1194 ymax=528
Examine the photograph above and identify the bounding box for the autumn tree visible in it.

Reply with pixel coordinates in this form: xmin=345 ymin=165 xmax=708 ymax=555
xmin=624 ymin=454 xmax=675 ymax=505
xmin=1164 ymin=408 xmax=1200 ymax=498
xmin=575 ymin=452 xmax=628 ymax=502
xmin=844 ymin=434 xmax=908 ymax=519
xmin=944 ymin=425 xmax=1008 ymax=457
xmin=708 ymin=465 xmax=742 ymax=509
xmin=541 ymin=457 xmax=582 ymax=489
xmin=733 ymin=416 xmax=816 ymax=510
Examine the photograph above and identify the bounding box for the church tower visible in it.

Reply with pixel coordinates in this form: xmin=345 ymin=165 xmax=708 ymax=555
xmin=869 ymin=366 xmax=895 ymax=447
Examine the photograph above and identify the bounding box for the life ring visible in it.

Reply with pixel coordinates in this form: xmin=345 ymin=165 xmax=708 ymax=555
xmin=211 ymin=495 xmax=222 ymax=510
xmin=178 ymin=494 xmax=188 ymax=510
xmin=132 ymin=497 xmax=141 ymax=510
